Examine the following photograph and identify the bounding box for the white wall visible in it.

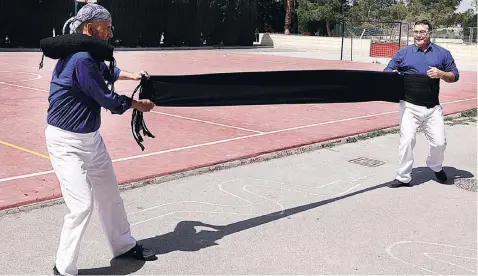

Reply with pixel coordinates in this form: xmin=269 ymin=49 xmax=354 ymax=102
xmin=260 ymin=33 xmax=477 ymax=71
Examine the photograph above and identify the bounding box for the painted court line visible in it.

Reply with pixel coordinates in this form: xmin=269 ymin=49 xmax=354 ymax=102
xmin=0 ymin=61 xmax=42 ymax=70
xmin=0 ymin=71 xmax=43 ymax=83
xmin=151 ymin=110 xmax=264 ymax=133
xmin=0 ymin=84 xmax=475 ymax=183
xmin=0 ymin=170 xmax=55 ymax=183
xmin=0 ymin=81 xmax=48 ymax=93
xmin=1 ymin=109 xmax=398 ymax=183
xmin=0 ymin=140 xmax=50 ymax=160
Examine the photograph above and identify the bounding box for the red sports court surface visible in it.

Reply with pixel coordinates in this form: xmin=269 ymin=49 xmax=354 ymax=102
xmin=0 ymin=50 xmax=476 ymax=211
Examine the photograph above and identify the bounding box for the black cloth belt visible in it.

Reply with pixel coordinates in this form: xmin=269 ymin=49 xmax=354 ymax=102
xmin=402 ymin=73 xmax=440 ymax=108
xmin=39 ymin=34 xmax=440 ymax=151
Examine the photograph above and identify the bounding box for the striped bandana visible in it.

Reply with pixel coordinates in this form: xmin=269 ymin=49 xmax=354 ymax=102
xmin=62 ymin=4 xmax=112 ymax=35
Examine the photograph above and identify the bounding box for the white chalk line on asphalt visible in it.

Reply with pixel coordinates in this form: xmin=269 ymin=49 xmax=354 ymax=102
xmin=386 ymin=241 xmax=477 ymax=274
xmin=128 ymin=176 xmax=368 ymax=226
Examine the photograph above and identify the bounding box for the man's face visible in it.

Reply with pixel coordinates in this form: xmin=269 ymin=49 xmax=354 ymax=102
xmin=413 ymin=24 xmax=431 ymax=48
xmin=86 ymin=21 xmax=113 ymax=40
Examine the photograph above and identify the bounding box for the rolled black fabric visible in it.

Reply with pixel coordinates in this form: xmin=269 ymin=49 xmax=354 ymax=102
xmin=39 ymin=34 xmax=114 ymax=62
xmin=39 ymin=33 xmax=117 ymax=97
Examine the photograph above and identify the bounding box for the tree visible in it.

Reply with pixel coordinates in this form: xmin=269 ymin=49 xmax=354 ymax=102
xmin=348 ymin=0 xmax=397 ymax=22
xmin=284 ymin=0 xmax=295 ymax=34
xmin=297 ymin=0 xmax=345 ymax=36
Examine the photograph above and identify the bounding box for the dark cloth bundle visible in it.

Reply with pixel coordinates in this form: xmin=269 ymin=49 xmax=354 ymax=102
xmin=39 ymin=34 xmax=114 ymax=63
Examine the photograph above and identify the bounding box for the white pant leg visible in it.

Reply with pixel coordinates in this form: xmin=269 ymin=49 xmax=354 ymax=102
xmin=423 ymin=105 xmax=446 ymax=172
xmin=396 ymin=101 xmax=425 ymax=183
xmin=86 ymin=133 xmax=137 ymax=257
xmin=45 ymin=125 xmax=95 ymax=276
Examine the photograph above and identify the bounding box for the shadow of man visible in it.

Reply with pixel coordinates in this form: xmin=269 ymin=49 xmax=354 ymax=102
xmin=79 ymin=258 xmax=146 ymax=275
xmin=139 ymin=181 xmax=391 ymax=255
xmin=80 ymin=166 xmax=474 ymax=274
xmin=409 ymin=166 xmax=474 ymax=186
xmin=139 ymin=167 xmax=474 ymax=256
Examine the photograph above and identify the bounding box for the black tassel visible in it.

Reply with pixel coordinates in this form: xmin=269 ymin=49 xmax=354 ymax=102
xmin=131 ymin=78 xmax=155 ymax=151
xmin=39 ymin=53 xmax=44 ymax=69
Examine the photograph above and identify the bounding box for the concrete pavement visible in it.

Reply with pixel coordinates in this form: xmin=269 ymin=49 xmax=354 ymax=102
xmin=0 ymin=117 xmax=476 ymax=275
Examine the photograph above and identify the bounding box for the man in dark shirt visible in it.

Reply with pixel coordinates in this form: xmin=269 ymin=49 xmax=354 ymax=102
xmin=46 ymin=4 xmax=156 ymax=275
xmin=384 ymin=19 xmax=459 ymax=188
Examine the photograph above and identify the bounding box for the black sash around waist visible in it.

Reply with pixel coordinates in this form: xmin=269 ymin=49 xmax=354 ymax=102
xmin=403 ymin=74 xmax=440 ymax=108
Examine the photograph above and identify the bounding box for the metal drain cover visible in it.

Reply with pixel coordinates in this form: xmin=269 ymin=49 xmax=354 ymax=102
xmin=455 ymin=178 xmax=477 ymax=192
xmin=348 ymin=157 xmax=386 ymax=167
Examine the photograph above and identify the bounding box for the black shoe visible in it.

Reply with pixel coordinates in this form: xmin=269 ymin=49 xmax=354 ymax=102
xmin=53 ymin=266 xmax=60 ymax=275
xmin=388 ymin=179 xmax=411 ymax=188
xmin=115 ymin=243 xmax=157 ymax=261
xmin=435 ymin=170 xmax=448 ymax=183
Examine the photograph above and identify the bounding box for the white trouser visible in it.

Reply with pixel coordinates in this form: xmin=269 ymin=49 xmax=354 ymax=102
xmin=396 ymin=100 xmax=446 ymax=183
xmin=45 ymin=125 xmax=136 ymax=276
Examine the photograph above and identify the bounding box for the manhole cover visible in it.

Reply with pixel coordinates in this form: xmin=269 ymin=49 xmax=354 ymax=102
xmin=348 ymin=157 xmax=386 ymax=167
xmin=455 ymin=178 xmax=477 ymax=192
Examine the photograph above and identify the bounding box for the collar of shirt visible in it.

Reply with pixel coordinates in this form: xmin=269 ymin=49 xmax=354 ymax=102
xmin=413 ymin=42 xmax=434 ymax=53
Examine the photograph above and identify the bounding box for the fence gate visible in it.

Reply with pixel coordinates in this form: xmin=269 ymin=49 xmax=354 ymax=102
xmin=340 ymin=21 xmax=410 ymax=62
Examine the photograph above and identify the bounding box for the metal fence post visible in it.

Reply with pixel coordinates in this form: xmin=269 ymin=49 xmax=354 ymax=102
xmin=350 ymin=25 xmax=353 ymax=61
xmin=340 ymin=20 xmax=345 ymax=60
xmin=398 ymin=22 xmax=402 ymax=48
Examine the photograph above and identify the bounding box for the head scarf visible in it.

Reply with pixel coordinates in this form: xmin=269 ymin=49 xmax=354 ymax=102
xmin=62 ymin=3 xmax=112 ymax=35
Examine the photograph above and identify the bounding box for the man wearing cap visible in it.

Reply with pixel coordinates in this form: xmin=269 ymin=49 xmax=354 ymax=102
xmin=46 ymin=4 xmax=156 ymax=275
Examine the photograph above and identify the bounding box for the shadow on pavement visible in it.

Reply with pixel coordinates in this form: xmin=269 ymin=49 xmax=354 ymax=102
xmin=82 ymin=166 xmax=473 ymax=274
xmin=410 ymin=166 xmax=474 ymax=186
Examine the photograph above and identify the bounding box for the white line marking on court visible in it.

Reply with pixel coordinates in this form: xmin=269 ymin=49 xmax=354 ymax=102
xmin=0 ymin=81 xmax=47 ymax=93
xmin=0 ymin=97 xmax=476 ymax=183
xmin=0 ymin=71 xmax=43 ymax=83
xmin=0 ymin=61 xmax=42 ymax=70
xmin=151 ymin=110 xmax=264 ymax=133
xmin=441 ymin=98 xmax=478 ymax=104
xmin=112 ymin=110 xmax=403 ymax=163
xmin=0 ymin=170 xmax=55 ymax=183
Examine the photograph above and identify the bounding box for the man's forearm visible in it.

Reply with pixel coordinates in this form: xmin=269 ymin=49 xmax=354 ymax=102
xmin=118 ymin=70 xmax=138 ymax=80
xmin=441 ymin=71 xmax=456 ymax=83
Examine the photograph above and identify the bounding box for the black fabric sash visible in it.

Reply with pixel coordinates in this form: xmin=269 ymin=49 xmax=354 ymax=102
xmin=131 ymin=70 xmax=408 ymax=150
xmin=36 ymin=35 xmax=438 ymax=151
xmin=403 ymin=73 xmax=440 ymax=108
xmin=139 ymin=70 xmax=405 ymax=106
